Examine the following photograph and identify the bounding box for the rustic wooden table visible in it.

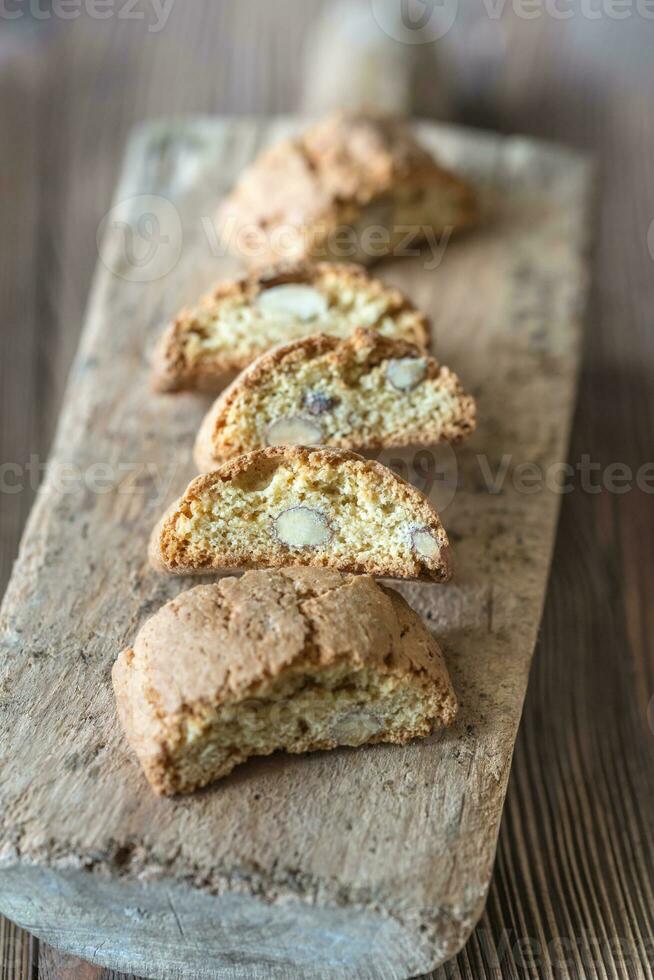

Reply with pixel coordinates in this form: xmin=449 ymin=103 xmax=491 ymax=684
xmin=0 ymin=3 xmax=652 ymax=978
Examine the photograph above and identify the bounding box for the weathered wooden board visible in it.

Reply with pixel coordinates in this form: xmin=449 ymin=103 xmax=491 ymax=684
xmin=0 ymin=118 xmax=591 ymax=979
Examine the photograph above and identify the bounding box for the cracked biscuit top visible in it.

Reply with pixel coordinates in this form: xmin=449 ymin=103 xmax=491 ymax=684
xmin=112 ymin=568 xmax=458 ymax=795
xmin=217 ymin=110 xmax=478 ymax=268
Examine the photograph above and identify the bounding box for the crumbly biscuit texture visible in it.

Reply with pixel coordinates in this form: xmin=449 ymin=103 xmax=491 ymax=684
xmin=194 ymin=327 xmax=477 ymax=469
xmin=152 ymin=261 xmax=430 ymax=393
xmin=112 ymin=568 xmax=458 ymax=795
xmin=217 ymin=110 xmax=478 ymax=267
xmin=149 ymin=446 xmax=452 ymax=582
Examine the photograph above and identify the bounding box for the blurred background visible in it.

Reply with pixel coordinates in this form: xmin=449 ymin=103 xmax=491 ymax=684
xmin=1 ymin=1 xmax=653 ymax=977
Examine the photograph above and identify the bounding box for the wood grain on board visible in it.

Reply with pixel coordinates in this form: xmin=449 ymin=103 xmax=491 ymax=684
xmin=0 ymin=114 xmax=590 ymax=979
xmin=0 ymin=5 xmax=653 ymax=980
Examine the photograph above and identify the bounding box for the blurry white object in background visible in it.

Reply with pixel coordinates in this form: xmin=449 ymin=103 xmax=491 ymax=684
xmin=301 ymin=0 xmax=452 ymax=117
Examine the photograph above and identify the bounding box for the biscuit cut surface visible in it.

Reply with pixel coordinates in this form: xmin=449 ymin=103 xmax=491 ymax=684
xmin=194 ymin=328 xmax=477 ymax=470
xmin=217 ymin=110 xmax=478 ymax=268
xmin=112 ymin=568 xmax=458 ymax=795
xmin=152 ymin=261 xmax=430 ymax=393
xmin=150 ymin=447 xmax=452 ymax=582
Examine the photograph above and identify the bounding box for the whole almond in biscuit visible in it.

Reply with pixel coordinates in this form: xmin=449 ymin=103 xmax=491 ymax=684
xmin=150 ymin=446 xmax=452 ymax=582
xmin=194 ymin=327 xmax=476 ymax=470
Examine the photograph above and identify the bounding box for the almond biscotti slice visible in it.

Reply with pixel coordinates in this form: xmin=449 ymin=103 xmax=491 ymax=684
xmin=112 ymin=567 xmax=458 ymax=796
xmin=149 ymin=447 xmax=452 ymax=582
xmin=152 ymin=261 xmax=430 ymax=393
xmin=217 ymin=110 xmax=477 ymax=268
xmin=194 ymin=327 xmax=476 ymax=470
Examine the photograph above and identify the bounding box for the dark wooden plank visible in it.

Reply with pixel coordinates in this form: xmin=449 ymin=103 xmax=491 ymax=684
xmin=0 ymin=915 xmax=37 ymax=980
xmin=0 ymin=29 xmax=48 ymax=980
xmin=0 ymin=33 xmax=44 ymax=603
xmin=38 ymin=946 xmax=131 ymax=980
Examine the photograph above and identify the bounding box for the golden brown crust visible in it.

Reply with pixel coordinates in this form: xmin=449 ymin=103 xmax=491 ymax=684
xmin=217 ymin=110 xmax=478 ymax=268
xmin=149 ymin=446 xmax=452 ymax=582
xmin=112 ymin=568 xmax=458 ymax=795
xmin=302 ymin=111 xmax=448 ymax=199
xmin=193 ymin=327 xmax=477 ymax=470
xmin=151 ymin=260 xmax=430 ymax=394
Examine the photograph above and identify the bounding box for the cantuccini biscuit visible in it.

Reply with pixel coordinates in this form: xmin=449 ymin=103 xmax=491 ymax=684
xmin=194 ymin=327 xmax=477 ymax=470
xmin=217 ymin=110 xmax=478 ymax=268
xmin=152 ymin=261 xmax=430 ymax=393
xmin=112 ymin=568 xmax=458 ymax=795
xmin=149 ymin=446 xmax=452 ymax=582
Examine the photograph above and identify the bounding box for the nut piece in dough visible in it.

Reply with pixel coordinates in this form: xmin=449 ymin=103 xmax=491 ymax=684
xmin=411 ymin=528 xmax=441 ymax=560
xmin=330 ymin=709 xmax=383 ymax=745
xmin=386 ymin=357 xmax=428 ymax=392
xmin=151 ymin=447 xmax=453 ymax=581
xmin=112 ymin=568 xmax=459 ymax=796
xmin=274 ymin=507 xmax=332 ymax=549
xmin=257 ymin=284 xmax=329 ymax=321
xmin=266 ymin=415 xmax=323 ymax=447
xmin=301 ymin=389 xmax=339 ymax=416
xmin=152 ymin=262 xmax=431 ymax=394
